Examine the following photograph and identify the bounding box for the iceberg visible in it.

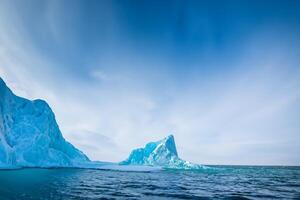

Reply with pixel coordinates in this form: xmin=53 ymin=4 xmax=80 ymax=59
xmin=120 ymin=134 xmax=203 ymax=169
xmin=0 ymin=77 xmax=200 ymax=172
xmin=0 ymin=78 xmax=161 ymax=172
xmin=0 ymin=78 xmax=89 ymax=168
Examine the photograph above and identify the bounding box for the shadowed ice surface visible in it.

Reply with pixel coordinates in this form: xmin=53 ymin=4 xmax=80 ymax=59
xmin=0 ymin=166 xmax=300 ymax=199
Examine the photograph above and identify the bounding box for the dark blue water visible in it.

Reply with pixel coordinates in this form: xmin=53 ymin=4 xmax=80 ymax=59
xmin=0 ymin=166 xmax=299 ymax=199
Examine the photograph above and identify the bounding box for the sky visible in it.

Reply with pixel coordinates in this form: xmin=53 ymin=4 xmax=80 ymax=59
xmin=0 ymin=0 xmax=300 ymax=165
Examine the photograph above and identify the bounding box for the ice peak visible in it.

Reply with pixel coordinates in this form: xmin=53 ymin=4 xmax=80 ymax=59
xmin=160 ymin=134 xmax=178 ymax=156
xmin=164 ymin=134 xmax=174 ymax=141
xmin=121 ymin=134 xmax=202 ymax=169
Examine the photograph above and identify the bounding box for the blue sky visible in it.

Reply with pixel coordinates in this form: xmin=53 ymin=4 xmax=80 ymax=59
xmin=0 ymin=0 xmax=300 ymax=165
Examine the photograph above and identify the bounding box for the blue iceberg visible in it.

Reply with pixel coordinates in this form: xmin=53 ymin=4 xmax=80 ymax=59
xmin=121 ymin=135 xmax=203 ymax=169
xmin=0 ymin=77 xmax=202 ymax=171
xmin=0 ymin=78 xmax=89 ymax=168
xmin=0 ymin=78 xmax=161 ymax=172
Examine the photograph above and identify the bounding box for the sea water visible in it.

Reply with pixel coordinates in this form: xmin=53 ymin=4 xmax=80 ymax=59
xmin=0 ymin=166 xmax=299 ymax=199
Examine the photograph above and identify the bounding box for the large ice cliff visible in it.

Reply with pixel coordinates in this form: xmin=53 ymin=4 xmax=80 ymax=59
xmin=0 ymin=78 xmax=89 ymax=168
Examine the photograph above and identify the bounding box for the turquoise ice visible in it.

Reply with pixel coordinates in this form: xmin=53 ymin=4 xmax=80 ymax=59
xmin=0 ymin=78 xmax=160 ymax=171
xmin=0 ymin=78 xmax=89 ymax=168
xmin=121 ymin=134 xmax=203 ymax=169
xmin=0 ymin=77 xmax=201 ymax=170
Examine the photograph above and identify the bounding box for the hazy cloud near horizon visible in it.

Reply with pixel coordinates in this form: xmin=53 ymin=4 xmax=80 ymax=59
xmin=0 ymin=0 xmax=300 ymax=165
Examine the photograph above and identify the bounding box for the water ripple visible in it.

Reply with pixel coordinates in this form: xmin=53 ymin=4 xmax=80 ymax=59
xmin=0 ymin=166 xmax=300 ymax=199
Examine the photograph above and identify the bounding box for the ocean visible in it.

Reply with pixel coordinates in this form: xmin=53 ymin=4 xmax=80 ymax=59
xmin=0 ymin=166 xmax=299 ymax=199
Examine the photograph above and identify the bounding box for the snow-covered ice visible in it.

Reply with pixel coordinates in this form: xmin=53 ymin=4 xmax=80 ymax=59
xmin=0 ymin=78 xmax=162 ymax=172
xmin=0 ymin=78 xmax=89 ymax=168
xmin=0 ymin=77 xmax=201 ymax=171
xmin=120 ymin=134 xmax=203 ymax=169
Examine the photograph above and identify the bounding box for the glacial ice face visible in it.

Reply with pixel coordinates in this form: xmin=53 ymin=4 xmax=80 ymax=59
xmin=121 ymin=135 xmax=202 ymax=169
xmin=0 ymin=78 xmax=89 ymax=168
